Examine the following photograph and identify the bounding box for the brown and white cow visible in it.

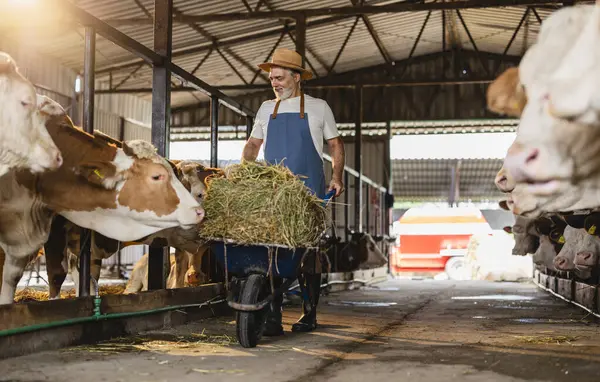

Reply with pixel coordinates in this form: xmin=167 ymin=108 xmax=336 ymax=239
xmin=0 ymin=52 xmax=63 ymax=176
xmin=41 ymin=160 xmax=224 ymax=298
xmin=0 ymin=111 xmax=204 ymax=304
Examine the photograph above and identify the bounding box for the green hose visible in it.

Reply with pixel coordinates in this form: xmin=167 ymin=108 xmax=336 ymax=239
xmin=0 ymin=295 xmax=226 ymax=338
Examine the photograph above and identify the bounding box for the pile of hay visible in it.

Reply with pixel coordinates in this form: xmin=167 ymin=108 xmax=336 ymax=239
xmin=14 ymin=284 xmax=125 ymax=303
xmin=198 ymin=161 xmax=329 ymax=248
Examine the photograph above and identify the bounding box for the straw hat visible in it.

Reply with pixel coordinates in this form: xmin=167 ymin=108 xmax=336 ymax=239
xmin=258 ymin=48 xmax=313 ymax=80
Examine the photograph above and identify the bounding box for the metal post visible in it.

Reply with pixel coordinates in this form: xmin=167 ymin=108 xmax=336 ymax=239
xmin=344 ymin=170 xmax=349 ymax=241
xmin=295 ymin=15 xmax=306 ymax=67
xmin=384 ymin=120 xmax=391 ymax=236
xmin=79 ymin=26 xmax=96 ymax=298
xmin=365 ymin=184 xmax=370 ymax=234
xmin=354 ymin=83 xmax=363 ymax=232
xmin=246 ymin=115 xmax=253 ymax=140
xmin=148 ymin=0 xmax=173 ymax=291
xmin=119 ymin=116 xmax=126 ymax=141
xmin=210 ymin=95 xmax=219 ymax=168
xmin=374 ymin=189 xmax=379 ymax=237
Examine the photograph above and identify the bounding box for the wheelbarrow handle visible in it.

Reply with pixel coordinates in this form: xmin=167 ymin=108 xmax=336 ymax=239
xmin=321 ymin=189 xmax=336 ymax=207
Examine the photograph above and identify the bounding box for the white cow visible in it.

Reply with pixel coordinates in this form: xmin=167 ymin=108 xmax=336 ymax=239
xmin=0 ymin=52 xmax=63 ymax=176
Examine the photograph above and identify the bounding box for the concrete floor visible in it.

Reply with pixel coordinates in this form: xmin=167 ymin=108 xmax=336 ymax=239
xmin=2 ymin=279 xmax=600 ymax=382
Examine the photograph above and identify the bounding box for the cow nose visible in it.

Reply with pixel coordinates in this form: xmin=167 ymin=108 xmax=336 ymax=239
xmin=554 ymin=256 xmax=569 ymax=269
xmin=580 ymin=251 xmax=592 ymax=261
xmin=496 ymin=174 xmax=507 ymax=187
xmin=187 ymin=271 xmax=200 ymax=285
xmin=504 ymin=146 xmax=541 ymax=184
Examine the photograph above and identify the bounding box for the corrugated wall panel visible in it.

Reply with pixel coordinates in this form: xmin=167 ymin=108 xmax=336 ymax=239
xmin=102 ymin=245 xmax=148 ymax=267
xmin=124 ymin=119 xmax=152 ymax=141
xmin=94 ymin=109 xmax=122 ymax=139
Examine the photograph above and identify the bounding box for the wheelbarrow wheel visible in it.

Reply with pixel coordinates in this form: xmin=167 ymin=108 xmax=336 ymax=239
xmin=236 ymin=273 xmax=269 ymax=348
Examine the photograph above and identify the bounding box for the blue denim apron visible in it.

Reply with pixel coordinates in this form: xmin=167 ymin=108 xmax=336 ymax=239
xmin=264 ymin=93 xmax=326 ymax=200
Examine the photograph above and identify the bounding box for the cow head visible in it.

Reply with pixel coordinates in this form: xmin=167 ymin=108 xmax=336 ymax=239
xmin=35 ymin=116 xmax=204 ymax=242
xmin=498 ymin=6 xmax=600 ymax=217
xmin=0 ymin=53 xmax=62 ymax=175
xmin=505 ymin=214 xmax=541 ymax=257
xmin=176 ymin=161 xmax=225 ymax=203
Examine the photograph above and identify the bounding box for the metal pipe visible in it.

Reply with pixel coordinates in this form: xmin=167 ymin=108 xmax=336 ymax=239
xmin=354 ymin=84 xmax=363 ymax=232
xmin=94 ymin=78 xmax=496 ymax=94
xmin=295 ymin=14 xmax=306 ymax=67
xmin=148 ymin=0 xmax=173 ymax=291
xmin=79 ymin=26 xmax=96 ymax=298
xmin=210 ymin=95 xmax=219 ymax=168
xmin=365 ymin=185 xmax=370 ymax=234
xmin=103 ymin=1 xmax=565 ymax=23
xmin=344 ymin=170 xmax=349 ymax=242
xmin=82 ymin=27 xmax=95 ymax=134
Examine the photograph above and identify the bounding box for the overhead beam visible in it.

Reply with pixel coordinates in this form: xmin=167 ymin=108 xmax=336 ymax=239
xmin=96 ymin=77 xmax=497 ymax=94
xmin=104 ymin=0 xmax=565 ymax=24
xmin=56 ymin=0 xmax=254 ymax=116
xmin=95 ymin=0 xmax=547 ymax=75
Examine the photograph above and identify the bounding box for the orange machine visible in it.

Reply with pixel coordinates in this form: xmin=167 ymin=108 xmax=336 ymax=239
xmin=390 ymin=207 xmax=493 ymax=278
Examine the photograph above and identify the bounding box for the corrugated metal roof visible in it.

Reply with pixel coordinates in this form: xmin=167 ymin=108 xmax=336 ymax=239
xmin=3 ymin=0 xmax=575 ymax=107
xmin=392 ymin=158 xmax=504 ymax=202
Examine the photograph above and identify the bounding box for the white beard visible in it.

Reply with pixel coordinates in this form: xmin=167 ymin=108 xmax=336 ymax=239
xmin=276 ymin=87 xmax=295 ymax=101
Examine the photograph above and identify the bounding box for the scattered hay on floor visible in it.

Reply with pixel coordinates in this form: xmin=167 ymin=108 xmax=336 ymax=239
xmin=63 ymin=331 xmax=234 ymax=355
xmin=513 ymin=335 xmax=578 ymax=344
xmin=14 ymin=284 xmax=126 ymax=303
xmin=198 ymin=160 xmax=329 ymax=248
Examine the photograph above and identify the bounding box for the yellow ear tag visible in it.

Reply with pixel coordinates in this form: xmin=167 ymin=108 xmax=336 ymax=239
xmin=558 ymin=236 xmax=565 ymax=244
xmin=93 ymin=169 xmax=104 ymax=179
xmin=588 ymin=225 xmax=597 ymax=235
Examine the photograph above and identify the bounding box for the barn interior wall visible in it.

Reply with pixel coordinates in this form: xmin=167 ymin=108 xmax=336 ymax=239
xmin=171 ymin=50 xmax=520 ymax=127
xmin=323 ymin=138 xmax=389 ymax=236
xmin=0 ymin=37 xmax=152 ymax=145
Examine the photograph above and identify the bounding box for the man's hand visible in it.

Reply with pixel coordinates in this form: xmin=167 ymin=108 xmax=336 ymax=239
xmin=328 ymin=178 xmax=344 ymax=197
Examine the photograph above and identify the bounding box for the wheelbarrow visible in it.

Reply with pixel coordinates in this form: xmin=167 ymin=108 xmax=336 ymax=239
xmin=209 ymin=189 xmax=336 ymax=348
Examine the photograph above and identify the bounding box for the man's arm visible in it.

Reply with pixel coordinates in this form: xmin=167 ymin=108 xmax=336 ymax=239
xmin=242 ymin=137 xmax=263 ymax=161
xmin=327 ymin=136 xmax=345 ymax=196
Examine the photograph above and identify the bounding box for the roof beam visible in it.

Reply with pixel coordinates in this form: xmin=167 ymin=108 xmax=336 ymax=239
xmin=104 ymin=1 xmax=565 ymax=24
xmin=55 ymin=0 xmax=254 ymax=116
xmin=93 ymin=1 xmax=409 ymax=75
xmin=95 ymin=77 xmax=498 ymax=94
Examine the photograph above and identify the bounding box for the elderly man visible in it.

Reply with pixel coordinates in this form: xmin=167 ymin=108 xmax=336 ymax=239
xmin=242 ymin=48 xmax=345 ymax=335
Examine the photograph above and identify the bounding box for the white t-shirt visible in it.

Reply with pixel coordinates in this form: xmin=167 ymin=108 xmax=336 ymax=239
xmin=250 ymin=94 xmax=340 ymax=158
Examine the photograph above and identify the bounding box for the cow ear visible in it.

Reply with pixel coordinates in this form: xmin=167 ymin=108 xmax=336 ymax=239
xmin=503 ymin=226 xmax=513 ymax=234
xmin=584 ymin=213 xmax=600 ymax=236
xmin=549 ymin=229 xmax=566 ymax=244
xmin=75 ymin=161 xmax=121 ymax=189
xmin=499 ymin=200 xmax=509 ymax=211
xmin=486 ymin=67 xmax=527 ymax=117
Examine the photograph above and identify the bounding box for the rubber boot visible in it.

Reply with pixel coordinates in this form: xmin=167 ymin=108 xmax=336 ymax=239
xmin=263 ymin=292 xmax=284 ymax=336
xmin=291 ymin=273 xmax=321 ymax=333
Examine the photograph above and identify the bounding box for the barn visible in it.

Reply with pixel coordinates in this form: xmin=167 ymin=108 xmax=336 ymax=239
xmin=1 ymin=0 xmax=599 ymax=380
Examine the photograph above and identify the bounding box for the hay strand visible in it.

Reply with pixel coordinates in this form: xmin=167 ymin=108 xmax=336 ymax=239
xmin=198 ymin=161 xmax=329 ymax=248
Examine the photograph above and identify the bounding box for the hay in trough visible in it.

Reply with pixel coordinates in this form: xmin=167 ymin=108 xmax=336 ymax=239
xmin=14 ymin=284 xmax=125 ymax=303
xmin=198 ymin=160 xmax=329 ymax=248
